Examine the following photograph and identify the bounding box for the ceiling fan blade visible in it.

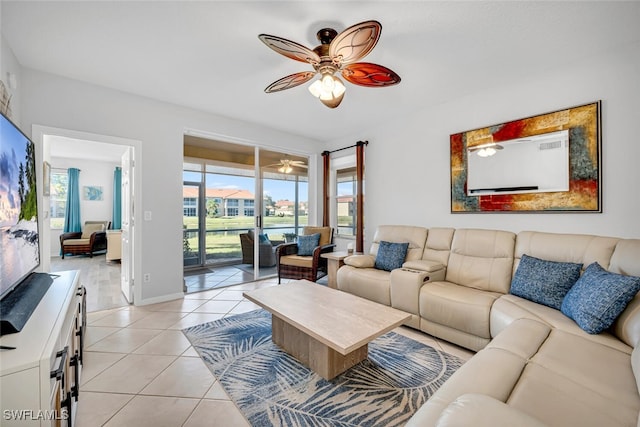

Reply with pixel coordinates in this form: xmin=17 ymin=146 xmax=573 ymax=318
xmin=341 ymin=62 xmax=401 ymax=87
xmin=259 ymin=34 xmax=321 ymax=65
xmin=329 ymin=20 xmax=381 ymax=66
xmin=264 ymin=71 xmax=317 ymax=93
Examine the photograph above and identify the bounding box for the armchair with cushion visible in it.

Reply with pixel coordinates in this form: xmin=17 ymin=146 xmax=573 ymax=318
xmin=276 ymin=226 xmax=335 ymax=283
xmin=239 ymin=230 xmax=284 ymax=267
xmin=60 ymin=220 xmax=110 ymax=259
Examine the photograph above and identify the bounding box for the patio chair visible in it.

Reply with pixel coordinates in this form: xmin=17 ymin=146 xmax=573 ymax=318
xmin=276 ymin=226 xmax=335 ymax=283
xmin=239 ymin=230 xmax=283 ymax=267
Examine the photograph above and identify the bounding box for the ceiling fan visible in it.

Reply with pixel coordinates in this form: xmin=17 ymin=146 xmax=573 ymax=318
xmin=259 ymin=20 xmax=401 ymax=108
xmin=264 ymin=158 xmax=308 ymax=174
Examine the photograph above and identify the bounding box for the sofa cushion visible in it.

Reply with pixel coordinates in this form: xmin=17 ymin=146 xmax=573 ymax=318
xmin=507 ymin=328 xmax=639 ymax=427
xmin=371 ymin=225 xmax=428 ymax=262
xmin=514 ymin=231 xmax=619 ymax=272
xmin=510 ymin=254 xmax=582 ymax=310
xmin=336 ymin=265 xmax=392 ymax=305
xmin=561 ymin=262 xmax=640 ymax=334
xmin=490 ymin=294 xmax=632 ymax=354
xmin=296 ymin=233 xmax=320 ymax=256
xmin=375 ymin=241 xmax=409 ymax=271
xmin=446 ymin=229 xmax=515 ymax=293
xmin=434 ymin=394 xmax=548 ymax=427
xmin=81 ymin=222 xmax=105 ymax=238
xmin=279 ymin=254 xmax=313 ymax=268
xmin=420 ymin=281 xmax=501 ymax=339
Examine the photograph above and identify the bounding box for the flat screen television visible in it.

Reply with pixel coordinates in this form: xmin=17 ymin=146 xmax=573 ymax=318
xmin=0 ymin=111 xmax=42 ymax=304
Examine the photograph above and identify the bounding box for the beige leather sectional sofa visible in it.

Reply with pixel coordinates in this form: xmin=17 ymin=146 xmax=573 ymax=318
xmin=336 ymin=225 xmax=640 ymax=427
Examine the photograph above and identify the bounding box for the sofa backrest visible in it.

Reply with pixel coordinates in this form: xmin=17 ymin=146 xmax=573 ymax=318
xmin=446 ymin=229 xmax=516 ymax=293
xmin=370 ymin=225 xmax=428 ymax=262
xmin=514 ymin=231 xmax=619 ymax=273
xmin=610 ymin=239 xmax=640 ymax=348
xmin=422 ymin=227 xmax=455 ymax=267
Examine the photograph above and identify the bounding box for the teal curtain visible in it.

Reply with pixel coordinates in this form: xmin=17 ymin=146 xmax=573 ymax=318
xmin=112 ymin=167 xmax=122 ymax=230
xmin=63 ymin=168 xmax=82 ymax=233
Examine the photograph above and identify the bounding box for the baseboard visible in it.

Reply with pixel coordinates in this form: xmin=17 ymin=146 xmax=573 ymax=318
xmin=136 ymin=292 xmax=185 ymax=307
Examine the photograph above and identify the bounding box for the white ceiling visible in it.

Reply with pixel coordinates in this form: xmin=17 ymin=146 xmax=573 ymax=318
xmin=3 ymin=1 xmax=640 ymax=143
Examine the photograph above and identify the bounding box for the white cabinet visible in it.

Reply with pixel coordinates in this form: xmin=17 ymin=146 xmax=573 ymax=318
xmin=0 ymin=271 xmax=85 ymax=426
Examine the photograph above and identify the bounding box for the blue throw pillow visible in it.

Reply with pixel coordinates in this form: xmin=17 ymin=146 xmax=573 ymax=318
xmin=510 ymin=254 xmax=583 ymax=310
xmin=297 ymin=233 xmax=320 ymax=256
xmin=375 ymin=241 xmax=409 ymax=272
xmin=258 ymin=233 xmax=270 ymax=244
xmin=561 ymin=262 xmax=640 ymax=334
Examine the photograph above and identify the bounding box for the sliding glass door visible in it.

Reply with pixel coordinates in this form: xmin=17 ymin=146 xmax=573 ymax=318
xmin=183 ymin=139 xmax=309 ymax=283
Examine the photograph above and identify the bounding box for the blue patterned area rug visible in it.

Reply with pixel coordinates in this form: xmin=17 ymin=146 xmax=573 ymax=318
xmin=183 ymin=309 xmax=463 ymax=426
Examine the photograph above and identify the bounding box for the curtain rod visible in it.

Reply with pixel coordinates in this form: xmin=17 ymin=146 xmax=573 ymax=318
xmin=322 ymin=140 xmax=368 ymax=156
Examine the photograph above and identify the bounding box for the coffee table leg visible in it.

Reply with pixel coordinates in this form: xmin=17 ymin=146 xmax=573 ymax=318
xmin=271 ymin=315 xmax=368 ymax=380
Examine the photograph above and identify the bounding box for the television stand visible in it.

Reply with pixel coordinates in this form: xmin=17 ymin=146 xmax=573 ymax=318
xmin=0 ymin=272 xmax=54 ymax=335
xmin=0 ymin=270 xmax=85 ymax=426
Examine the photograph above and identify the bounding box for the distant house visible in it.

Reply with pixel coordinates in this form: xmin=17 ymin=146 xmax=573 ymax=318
xmin=183 ymin=188 xmax=255 ymax=217
xmin=274 ymin=199 xmax=308 ymax=216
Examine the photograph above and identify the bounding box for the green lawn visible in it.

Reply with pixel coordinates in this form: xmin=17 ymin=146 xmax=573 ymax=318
xmin=183 ymin=215 xmax=308 ymax=261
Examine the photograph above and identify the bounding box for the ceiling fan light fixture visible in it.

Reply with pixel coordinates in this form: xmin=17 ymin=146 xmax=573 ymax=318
xmin=309 ymin=74 xmax=345 ymax=108
xmin=278 ymin=165 xmax=293 ymax=174
xmin=477 ymin=147 xmax=497 ymax=157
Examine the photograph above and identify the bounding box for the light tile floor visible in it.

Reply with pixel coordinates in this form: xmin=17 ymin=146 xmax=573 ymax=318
xmin=77 ymin=277 xmax=474 ymax=426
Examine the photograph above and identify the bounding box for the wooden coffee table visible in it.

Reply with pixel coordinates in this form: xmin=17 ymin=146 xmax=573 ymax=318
xmin=243 ymin=280 xmax=410 ymax=380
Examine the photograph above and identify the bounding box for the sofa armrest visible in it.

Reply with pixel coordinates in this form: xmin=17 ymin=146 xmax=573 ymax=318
xmin=276 ymin=242 xmax=298 ymax=258
xmin=434 ymin=394 xmax=548 ymax=427
xmin=402 ymin=259 xmax=445 ymax=273
xmin=90 ymin=231 xmax=107 ymax=243
xmin=344 ymin=254 xmax=376 ymax=268
xmin=390 ymin=268 xmax=435 ymax=315
xmin=60 ymin=232 xmax=82 ymax=243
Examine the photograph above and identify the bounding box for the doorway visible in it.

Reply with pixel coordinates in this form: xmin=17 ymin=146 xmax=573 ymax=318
xmin=34 ymin=125 xmax=141 ymax=308
xmin=183 ymin=135 xmax=310 ymax=291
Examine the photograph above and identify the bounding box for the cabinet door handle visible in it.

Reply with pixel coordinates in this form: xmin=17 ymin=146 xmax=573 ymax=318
xmin=75 ymin=325 xmax=84 ymax=364
xmin=70 ymin=352 xmax=80 ymax=401
xmin=62 ymin=392 xmax=73 ymax=427
xmin=50 ymin=346 xmax=68 ymax=381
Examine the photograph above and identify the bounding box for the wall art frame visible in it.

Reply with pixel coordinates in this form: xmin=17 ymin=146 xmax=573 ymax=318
xmin=83 ymin=185 xmax=104 ymax=201
xmin=450 ymin=101 xmax=602 ymax=213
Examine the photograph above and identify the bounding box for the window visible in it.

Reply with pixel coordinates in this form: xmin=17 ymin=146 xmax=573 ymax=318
xmin=50 ymin=171 xmax=68 ymax=229
xmin=336 ymin=166 xmax=357 ymax=236
xmin=183 ymin=197 xmax=197 ymax=217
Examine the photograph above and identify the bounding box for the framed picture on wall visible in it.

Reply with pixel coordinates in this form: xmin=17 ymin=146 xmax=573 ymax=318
xmin=83 ymin=185 xmax=104 ymax=201
xmin=450 ymin=101 xmax=602 ymax=213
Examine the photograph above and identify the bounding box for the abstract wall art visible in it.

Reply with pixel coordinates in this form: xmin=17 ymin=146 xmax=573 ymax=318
xmin=451 ymin=101 xmax=601 ymax=213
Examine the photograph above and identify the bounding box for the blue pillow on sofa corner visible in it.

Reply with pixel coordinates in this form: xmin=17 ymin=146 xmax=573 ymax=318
xmin=561 ymin=262 xmax=640 ymax=334
xmin=375 ymin=241 xmax=410 ymax=272
xmin=510 ymin=254 xmax=583 ymax=310
xmin=297 ymin=233 xmax=320 ymax=256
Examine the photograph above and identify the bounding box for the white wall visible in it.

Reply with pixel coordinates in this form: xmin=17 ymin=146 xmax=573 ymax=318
xmin=49 ymin=157 xmax=119 ymax=256
xmin=19 ymin=69 xmax=322 ymax=305
xmin=329 ymin=41 xmax=640 ymax=250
